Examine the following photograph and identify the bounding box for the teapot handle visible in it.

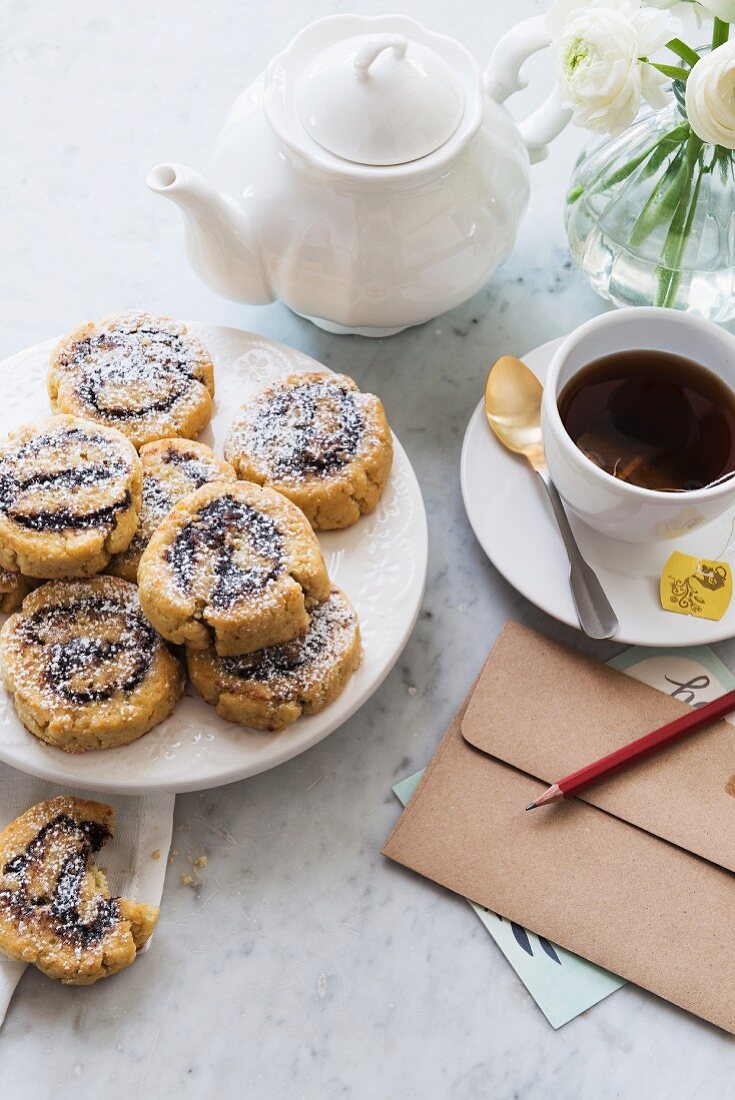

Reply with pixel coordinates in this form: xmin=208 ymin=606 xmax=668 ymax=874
xmin=484 ymin=16 xmax=571 ymax=164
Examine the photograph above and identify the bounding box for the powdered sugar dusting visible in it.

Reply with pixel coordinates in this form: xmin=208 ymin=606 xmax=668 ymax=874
xmin=166 ymin=494 xmax=284 ymax=609
xmin=221 ymin=588 xmax=358 ymax=697
xmin=0 ymin=424 xmax=135 ymax=532
xmin=227 ymin=374 xmax=377 ymax=482
xmin=0 ymin=804 xmax=119 ymax=955
xmin=3 ymin=578 xmax=162 ymax=710
xmin=53 ymin=311 xmax=212 ymax=431
xmin=124 ymin=442 xmax=235 ymax=561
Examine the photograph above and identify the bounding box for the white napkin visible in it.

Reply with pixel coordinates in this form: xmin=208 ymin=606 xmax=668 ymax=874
xmin=0 ymin=763 xmax=174 ymax=1027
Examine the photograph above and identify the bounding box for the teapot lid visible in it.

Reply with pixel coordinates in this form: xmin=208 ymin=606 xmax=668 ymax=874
xmin=263 ymin=15 xmax=483 ymax=177
xmin=294 ymin=34 xmax=463 ymax=166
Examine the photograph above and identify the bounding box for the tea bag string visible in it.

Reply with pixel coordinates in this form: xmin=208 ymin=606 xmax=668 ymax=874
xmin=608 ymin=466 xmax=735 ymax=493
xmin=686 ymin=469 xmax=735 ymax=492
xmin=694 ymin=512 xmax=735 ymax=576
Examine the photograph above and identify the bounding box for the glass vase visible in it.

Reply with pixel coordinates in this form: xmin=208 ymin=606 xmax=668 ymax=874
xmin=565 ymin=83 xmax=735 ymax=322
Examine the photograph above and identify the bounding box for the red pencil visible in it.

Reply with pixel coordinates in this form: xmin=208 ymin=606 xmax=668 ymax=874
xmin=526 ymin=685 xmax=735 ymax=810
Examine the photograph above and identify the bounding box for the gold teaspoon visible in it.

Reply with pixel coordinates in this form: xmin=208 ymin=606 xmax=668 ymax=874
xmin=485 ymin=355 xmax=619 ymax=641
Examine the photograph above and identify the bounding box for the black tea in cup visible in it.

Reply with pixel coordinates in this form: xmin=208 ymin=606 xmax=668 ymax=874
xmin=557 ymin=350 xmax=735 ymax=492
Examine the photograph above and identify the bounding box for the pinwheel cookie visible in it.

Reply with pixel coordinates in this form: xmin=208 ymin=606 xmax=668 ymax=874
xmin=48 ymin=311 xmax=215 ymax=450
xmin=0 ymin=576 xmax=184 ymax=752
xmin=0 ymin=569 xmax=34 ymax=613
xmin=225 ymin=371 xmax=393 ymax=529
xmin=187 ymin=586 xmax=361 ymax=730
xmin=0 ymin=415 xmax=142 ymax=578
xmin=0 ymin=797 xmax=158 ymax=984
xmin=108 ymin=438 xmax=236 ymax=582
xmin=138 ymin=481 xmax=330 ymax=655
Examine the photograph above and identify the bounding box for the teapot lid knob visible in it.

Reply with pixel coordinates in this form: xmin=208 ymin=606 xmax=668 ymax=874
xmin=352 ymin=34 xmax=407 ymax=79
xmin=295 ymin=32 xmax=464 ymax=167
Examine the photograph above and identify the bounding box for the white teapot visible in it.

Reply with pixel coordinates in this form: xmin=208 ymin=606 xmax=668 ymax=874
xmin=148 ymin=14 xmax=568 ymax=336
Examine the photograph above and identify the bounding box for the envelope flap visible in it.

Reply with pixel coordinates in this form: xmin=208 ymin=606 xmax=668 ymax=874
xmin=461 ymin=621 xmax=735 ymax=871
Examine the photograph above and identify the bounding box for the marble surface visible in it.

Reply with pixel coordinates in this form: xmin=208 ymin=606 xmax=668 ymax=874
xmin=0 ymin=0 xmax=733 ymax=1096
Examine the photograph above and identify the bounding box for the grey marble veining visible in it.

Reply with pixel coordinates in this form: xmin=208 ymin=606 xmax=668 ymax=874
xmin=1 ymin=0 xmax=734 ymax=1096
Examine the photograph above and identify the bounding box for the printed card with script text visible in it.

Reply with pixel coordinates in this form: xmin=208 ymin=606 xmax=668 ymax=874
xmin=394 ymin=644 xmax=735 ymax=1029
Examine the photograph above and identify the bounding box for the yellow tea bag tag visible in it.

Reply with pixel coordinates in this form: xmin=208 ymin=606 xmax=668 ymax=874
xmin=660 ymin=552 xmax=732 ymax=620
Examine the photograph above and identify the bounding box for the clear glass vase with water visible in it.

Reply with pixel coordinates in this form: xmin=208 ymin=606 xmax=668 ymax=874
xmin=565 ymin=79 xmax=735 ymax=322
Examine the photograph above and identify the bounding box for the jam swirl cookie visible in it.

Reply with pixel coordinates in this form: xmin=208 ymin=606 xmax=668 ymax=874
xmin=0 ymin=569 xmax=34 ymax=614
xmin=48 ymin=311 xmax=215 ymax=449
xmin=138 ymin=481 xmax=330 ymax=656
xmin=0 ymin=415 xmax=142 ymax=579
xmin=224 ymin=371 xmax=393 ymax=530
xmin=0 ymin=798 xmax=158 ymax=984
xmin=187 ymin=586 xmax=361 ymax=731
xmin=108 ymin=438 xmax=236 ymax=582
xmin=0 ymin=576 xmax=184 ymax=752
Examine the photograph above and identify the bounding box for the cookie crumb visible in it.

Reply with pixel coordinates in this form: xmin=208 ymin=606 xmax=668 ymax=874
xmin=151 ymin=849 xmax=161 ymax=861
xmin=180 ymin=874 xmax=195 ymax=887
xmin=192 ymin=855 xmax=208 ymax=868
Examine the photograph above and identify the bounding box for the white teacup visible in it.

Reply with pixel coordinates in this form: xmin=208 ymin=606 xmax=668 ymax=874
xmin=542 ymin=308 xmax=735 ymax=544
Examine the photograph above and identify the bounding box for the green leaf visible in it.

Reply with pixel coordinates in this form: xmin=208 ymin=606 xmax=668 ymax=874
xmin=666 ymin=38 xmax=700 ymax=68
xmin=566 ymin=184 xmax=584 ymax=204
xmin=647 ymin=61 xmax=691 ymax=82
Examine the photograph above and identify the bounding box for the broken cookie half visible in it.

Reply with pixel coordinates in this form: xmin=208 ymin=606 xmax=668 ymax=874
xmin=0 ymin=797 xmax=158 ymax=984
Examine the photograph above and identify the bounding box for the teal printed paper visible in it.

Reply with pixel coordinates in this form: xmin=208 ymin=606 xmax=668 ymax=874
xmin=607 ymin=644 xmax=735 ymax=706
xmin=393 ymin=643 xmax=735 ymax=1029
xmin=393 ymin=771 xmax=624 ymax=1028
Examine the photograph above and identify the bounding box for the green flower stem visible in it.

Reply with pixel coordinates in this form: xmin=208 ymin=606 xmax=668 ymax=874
xmin=637 ymin=126 xmax=690 ymax=182
xmin=712 ymin=17 xmax=730 ymax=50
xmin=629 ymin=144 xmax=689 ymax=246
xmin=597 ymin=128 xmax=685 ymax=190
xmin=656 ymin=135 xmax=704 ymax=307
xmin=566 ymin=125 xmax=689 ymax=204
xmin=713 ymin=142 xmax=733 ymax=186
xmin=666 ymin=38 xmax=701 ymax=68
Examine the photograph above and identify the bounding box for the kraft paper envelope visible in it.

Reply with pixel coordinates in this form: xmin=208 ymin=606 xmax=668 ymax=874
xmin=383 ymin=621 xmax=735 ymax=1033
xmin=463 ymin=621 xmax=735 ymax=872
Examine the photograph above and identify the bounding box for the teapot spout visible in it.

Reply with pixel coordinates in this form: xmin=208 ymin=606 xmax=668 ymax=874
xmin=147 ymin=163 xmax=273 ymax=305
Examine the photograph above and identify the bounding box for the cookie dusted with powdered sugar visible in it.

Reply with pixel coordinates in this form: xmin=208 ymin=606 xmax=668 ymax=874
xmin=224 ymin=371 xmax=393 ymax=530
xmin=0 ymin=415 xmax=142 ymax=579
xmin=0 ymin=576 xmax=184 ymax=752
xmin=108 ymin=438 xmax=236 ymax=582
xmin=0 ymin=798 xmax=158 ymax=984
xmin=0 ymin=569 xmax=35 ymax=613
xmin=187 ymin=586 xmax=361 ymax=730
xmin=137 ymin=481 xmax=330 ymax=656
xmin=48 ymin=311 xmax=215 ymax=449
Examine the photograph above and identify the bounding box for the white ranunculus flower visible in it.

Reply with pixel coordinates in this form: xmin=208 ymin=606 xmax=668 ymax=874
xmin=686 ymin=38 xmax=735 ymax=146
xmin=698 ymin=0 xmax=735 ymax=22
xmin=646 ymin=0 xmax=704 ymax=28
xmin=546 ymin=0 xmax=682 ymax=135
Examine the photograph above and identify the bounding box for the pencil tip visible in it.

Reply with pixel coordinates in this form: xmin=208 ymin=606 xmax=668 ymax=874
xmin=525 ymin=802 xmax=537 ymax=811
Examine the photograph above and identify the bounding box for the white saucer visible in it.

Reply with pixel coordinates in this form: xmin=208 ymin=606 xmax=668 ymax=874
xmin=461 ymin=337 xmax=735 ymax=647
xmin=0 ymin=324 xmax=427 ymax=793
